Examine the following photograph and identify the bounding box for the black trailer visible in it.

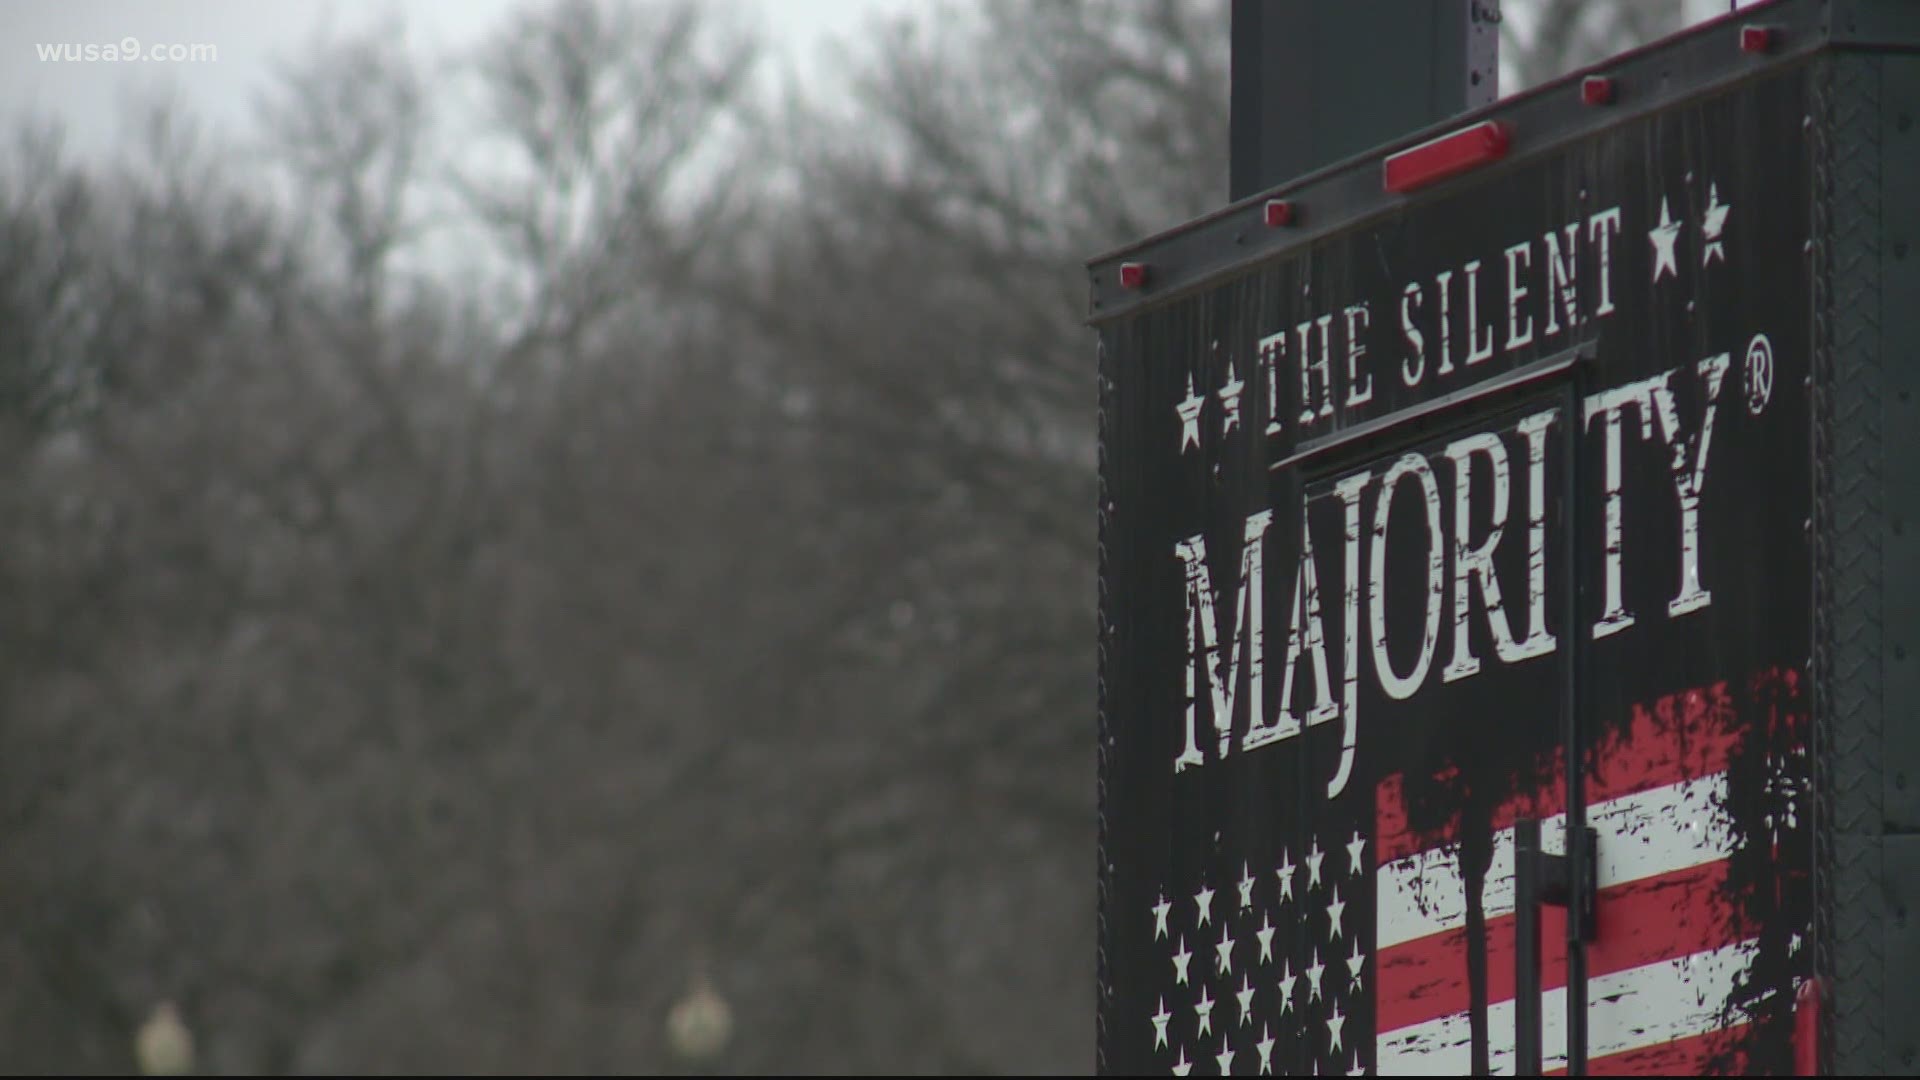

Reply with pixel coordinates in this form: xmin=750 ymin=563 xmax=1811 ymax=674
xmin=1090 ymin=1 xmax=1920 ymax=1073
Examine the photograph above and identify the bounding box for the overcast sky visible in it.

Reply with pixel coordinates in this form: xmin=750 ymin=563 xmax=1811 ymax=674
xmin=0 ymin=0 xmax=1764 ymax=164
xmin=0 ymin=0 xmax=907 ymax=159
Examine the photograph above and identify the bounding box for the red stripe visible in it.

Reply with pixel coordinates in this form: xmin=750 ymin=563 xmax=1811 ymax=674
xmin=1374 ymin=761 xmax=1561 ymax=864
xmin=1548 ymin=1022 xmax=1751 ymax=1076
xmin=1590 ymin=680 xmax=1741 ymax=805
xmin=1376 ymin=680 xmax=1740 ymax=864
xmin=1376 ymin=861 xmax=1739 ymax=1034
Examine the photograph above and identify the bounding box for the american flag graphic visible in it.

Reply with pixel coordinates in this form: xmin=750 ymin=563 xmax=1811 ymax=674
xmin=1149 ymin=827 xmax=1371 ymax=1076
xmin=1147 ymin=668 xmax=1808 ymax=1075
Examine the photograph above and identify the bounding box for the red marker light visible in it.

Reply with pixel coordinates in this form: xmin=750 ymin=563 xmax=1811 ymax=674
xmin=1383 ymin=121 xmax=1512 ymax=194
xmin=1264 ymin=199 xmax=1296 ymax=228
xmin=1794 ymin=977 xmax=1822 ymax=1075
xmin=1118 ymin=262 xmax=1149 ymax=290
xmin=1581 ymin=76 xmax=1616 ymax=106
xmin=1741 ymin=25 xmax=1775 ymax=53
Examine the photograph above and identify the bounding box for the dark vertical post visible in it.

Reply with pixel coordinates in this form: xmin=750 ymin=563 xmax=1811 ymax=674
xmin=1228 ymin=0 xmax=1500 ymax=201
xmin=1562 ymin=373 xmax=1590 ymax=1075
xmin=1514 ymin=818 xmax=1545 ymax=1075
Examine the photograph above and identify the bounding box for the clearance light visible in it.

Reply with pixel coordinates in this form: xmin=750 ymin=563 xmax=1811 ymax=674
xmin=1741 ymin=25 xmax=1776 ymax=53
xmin=1263 ymin=199 xmax=1296 ymax=228
xmin=1118 ymin=262 xmax=1149 ymax=290
xmin=1794 ymin=978 xmax=1821 ymax=1075
xmin=1581 ymin=76 xmax=1616 ymax=106
xmin=1383 ymin=121 xmax=1512 ymax=195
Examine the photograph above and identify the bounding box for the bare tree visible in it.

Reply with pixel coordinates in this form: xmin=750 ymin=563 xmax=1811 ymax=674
xmin=0 ymin=0 xmax=1687 ymax=1074
xmin=453 ymin=0 xmax=760 ymax=360
xmin=1502 ymin=0 xmax=1688 ymax=91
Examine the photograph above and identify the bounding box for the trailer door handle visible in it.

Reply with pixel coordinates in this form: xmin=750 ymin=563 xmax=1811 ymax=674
xmin=1514 ymin=820 xmax=1598 ymax=1075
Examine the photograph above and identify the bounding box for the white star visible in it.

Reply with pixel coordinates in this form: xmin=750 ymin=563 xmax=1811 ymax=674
xmin=1306 ymin=947 xmax=1326 ymax=1003
xmin=1277 ymin=958 xmax=1298 ymax=1016
xmin=1306 ymin=839 xmax=1325 ymax=891
xmin=1195 ymin=884 xmax=1215 ymax=927
xmin=1237 ymin=973 xmax=1256 ymax=1027
xmin=1172 ymin=936 xmax=1192 ymax=985
xmin=1791 ymin=931 xmax=1804 ymax=956
xmin=1346 ymin=938 xmax=1367 ymax=992
xmin=1218 ymin=362 xmax=1244 ymax=436
xmin=1326 ymin=883 xmax=1346 ymax=941
xmin=1195 ymin=984 xmax=1216 ymax=1037
xmin=1172 ymin=1046 xmax=1192 ymax=1076
xmin=1258 ymin=1023 xmax=1276 ymax=1075
xmin=1348 ymin=1050 xmax=1367 ymax=1076
xmin=1153 ymin=893 xmax=1171 ymax=940
xmin=1177 ymin=375 xmax=1204 ymax=453
xmin=1152 ymin=997 xmax=1171 ymax=1049
xmin=1238 ymin=861 xmax=1256 ymax=910
xmin=1216 ymin=1035 xmax=1236 ymax=1075
xmin=1216 ymin=923 xmax=1236 ymax=975
xmin=1702 ymin=182 xmax=1730 ymax=266
xmin=1328 ymin=1002 xmax=1347 ymax=1054
xmin=1276 ymin=849 xmax=1297 ymax=904
xmin=1650 ymin=196 xmax=1682 ymax=283
xmin=1345 ymin=830 xmax=1366 ymax=877
xmin=1256 ymin=911 xmax=1277 ymax=964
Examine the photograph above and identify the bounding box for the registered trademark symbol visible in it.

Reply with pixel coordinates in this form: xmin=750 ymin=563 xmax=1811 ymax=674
xmin=1746 ymin=333 xmax=1774 ymax=415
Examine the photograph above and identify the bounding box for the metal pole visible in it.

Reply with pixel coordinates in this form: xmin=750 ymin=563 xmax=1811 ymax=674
xmin=1515 ymin=818 xmax=1545 ymax=1075
xmin=1562 ymin=372 xmax=1589 ymax=1075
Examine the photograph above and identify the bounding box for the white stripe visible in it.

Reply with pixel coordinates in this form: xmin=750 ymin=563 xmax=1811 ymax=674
xmin=1376 ymin=938 xmax=1760 ymax=1075
xmin=1377 ymin=772 xmax=1733 ymax=950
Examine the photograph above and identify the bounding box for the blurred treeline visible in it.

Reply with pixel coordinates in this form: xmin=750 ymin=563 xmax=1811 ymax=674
xmin=0 ymin=0 xmax=1679 ymax=1073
